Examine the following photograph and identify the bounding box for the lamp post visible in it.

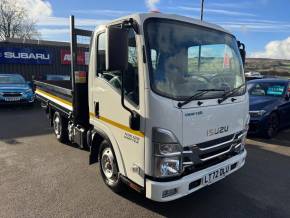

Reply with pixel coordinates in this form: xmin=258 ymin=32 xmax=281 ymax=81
xmin=200 ymin=0 xmax=205 ymax=21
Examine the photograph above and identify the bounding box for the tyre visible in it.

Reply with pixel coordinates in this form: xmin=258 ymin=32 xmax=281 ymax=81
xmin=98 ymin=140 xmax=124 ymax=193
xmin=264 ymin=112 xmax=279 ymax=139
xmin=52 ymin=111 xmax=68 ymax=143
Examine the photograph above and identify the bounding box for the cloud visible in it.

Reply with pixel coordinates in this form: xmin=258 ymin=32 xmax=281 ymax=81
xmin=178 ymin=6 xmax=255 ymax=17
xmin=251 ymin=37 xmax=290 ymax=59
xmin=217 ymin=20 xmax=290 ymax=33
xmin=13 ymin=0 xmax=52 ymax=19
xmin=38 ymin=28 xmax=69 ymax=35
xmin=37 ymin=17 xmax=108 ymax=41
xmin=207 ymin=2 xmax=252 ymax=8
xmin=72 ymin=9 xmax=132 ymax=17
xmin=37 ymin=16 xmax=108 ymax=27
xmin=146 ymin=0 xmax=160 ymax=11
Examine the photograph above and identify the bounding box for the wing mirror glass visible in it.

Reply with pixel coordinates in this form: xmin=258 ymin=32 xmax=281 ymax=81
xmin=106 ymin=26 xmax=128 ymax=72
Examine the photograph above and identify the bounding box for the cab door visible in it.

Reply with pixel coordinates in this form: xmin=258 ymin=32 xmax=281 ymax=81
xmin=90 ymin=28 xmax=145 ymax=186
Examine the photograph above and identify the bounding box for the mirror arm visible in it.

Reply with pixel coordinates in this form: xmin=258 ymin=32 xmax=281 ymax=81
xmin=122 ymin=18 xmax=139 ymax=34
xmin=121 ymin=70 xmax=140 ymax=131
xmin=121 ymin=70 xmax=133 ymax=117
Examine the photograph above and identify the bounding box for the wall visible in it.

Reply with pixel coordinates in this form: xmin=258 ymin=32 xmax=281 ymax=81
xmin=0 ymin=41 xmax=88 ymax=81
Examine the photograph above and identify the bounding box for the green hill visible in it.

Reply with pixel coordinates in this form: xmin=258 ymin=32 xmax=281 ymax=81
xmin=245 ymin=58 xmax=290 ymax=78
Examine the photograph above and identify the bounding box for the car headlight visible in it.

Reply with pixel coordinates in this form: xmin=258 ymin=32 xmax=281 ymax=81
xmin=24 ymin=89 xmax=33 ymax=95
xmin=152 ymin=128 xmax=182 ymax=178
xmin=249 ymin=110 xmax=266 ymax=117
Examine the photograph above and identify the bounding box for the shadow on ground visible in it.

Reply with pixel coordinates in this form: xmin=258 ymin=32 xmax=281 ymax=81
xmin=116 ymin=144 xmax=290 ymax=218
xmin=248 ymin=128 xmax=290 ymax=147
xmin=0 ymin=103 xmax=51 ymax=139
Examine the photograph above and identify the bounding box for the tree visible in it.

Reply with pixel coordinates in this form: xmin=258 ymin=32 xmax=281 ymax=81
xmin=0 ymin=0 xmax=40 ymax=40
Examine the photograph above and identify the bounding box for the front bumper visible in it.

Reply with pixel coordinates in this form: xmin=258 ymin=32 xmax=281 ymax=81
xmin=248 ymin=117 xmax=267 ymax=135
xmin=145 ymin=149 xmax=247 ymax=202
xmin=0 ymin=96 xmax=35 ymax=104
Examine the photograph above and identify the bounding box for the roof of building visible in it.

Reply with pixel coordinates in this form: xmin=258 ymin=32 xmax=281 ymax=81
xmin=0 ymin=37 xmax=89 ymax=48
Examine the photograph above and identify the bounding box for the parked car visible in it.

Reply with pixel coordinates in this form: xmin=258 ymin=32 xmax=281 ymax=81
xmin=0 ymin=74 xmax=34 ymax=105
xmin=245 ymin=71 xmax=263 ymax=81
xmin=247 ymin=78 xmax=290 ymax=138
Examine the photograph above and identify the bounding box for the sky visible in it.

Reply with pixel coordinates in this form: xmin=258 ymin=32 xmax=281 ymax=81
xmin=15 ymin=0 xmax=290 ymax=59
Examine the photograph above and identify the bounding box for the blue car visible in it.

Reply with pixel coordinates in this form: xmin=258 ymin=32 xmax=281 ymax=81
xmin=0 ymin=74 xmax=34 ymax=105
xmin=248 ymin=78 xmax=290 ymax=138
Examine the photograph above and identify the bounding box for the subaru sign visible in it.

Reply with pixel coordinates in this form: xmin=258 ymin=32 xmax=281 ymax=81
xmin=0 ymin=47 xmax=52 ymax=64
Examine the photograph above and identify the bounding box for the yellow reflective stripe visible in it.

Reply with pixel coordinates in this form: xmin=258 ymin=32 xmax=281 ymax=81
xmin=35 ymin=89 xmax=72 ymax=107
xmin=89 ymin=112 xmax=144 ymax=138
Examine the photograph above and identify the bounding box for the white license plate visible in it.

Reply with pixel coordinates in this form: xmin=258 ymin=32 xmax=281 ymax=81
xmin=4 ymin=97 xmax=21 ymax=101
xmin=203 ymin=165 xmax=231 ymax=185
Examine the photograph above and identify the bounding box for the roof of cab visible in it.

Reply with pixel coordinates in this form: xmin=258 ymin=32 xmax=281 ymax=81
xmin=99 ymin=12 xmax=232 ymax=36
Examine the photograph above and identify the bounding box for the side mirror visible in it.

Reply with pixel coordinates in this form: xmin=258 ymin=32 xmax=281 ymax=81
xmin=27 ymin=81 xmax=33 ymax=88
xmin=237 ymin=41 xmax=246 ymax=66
xmin=106 ymin=26 xmax=128 ymax=71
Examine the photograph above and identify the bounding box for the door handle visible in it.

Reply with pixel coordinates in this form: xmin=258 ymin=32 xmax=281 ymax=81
xmin=94 ymin=101 xmax=99 ymax=117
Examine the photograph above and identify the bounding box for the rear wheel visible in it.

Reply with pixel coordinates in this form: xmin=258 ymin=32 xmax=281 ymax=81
xmin=264 ymin=112 xmax=279 ymax=139
xmin=99 ymin=140 xmax=124 ymax=192
xmin=53 ymin=112 xmax=68 ymax=143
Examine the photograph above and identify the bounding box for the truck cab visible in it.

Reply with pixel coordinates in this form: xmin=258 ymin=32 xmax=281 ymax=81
xmin=35 ymin=12 xmax=249 ymax=202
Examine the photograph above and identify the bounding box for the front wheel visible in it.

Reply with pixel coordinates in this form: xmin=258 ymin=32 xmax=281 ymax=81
xmin=98 ymin=140 xmax=124 ymax=192
xmin=264 ymin=112 xmax=279 ymax=139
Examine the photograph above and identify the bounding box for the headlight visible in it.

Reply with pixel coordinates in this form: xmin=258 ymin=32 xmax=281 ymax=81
xmin=158 ymin=143 xmax=181 ymax=155
xmin=24 ymin=89 xmax=33 ymax=95
xmin=152 ymin=128 xmax=182 ymax=178
xmin=249 ymin=110 xmax=266 ymax=117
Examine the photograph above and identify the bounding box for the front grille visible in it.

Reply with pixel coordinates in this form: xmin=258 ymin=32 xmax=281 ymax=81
xmin=199 ymin=144 xmax=232 ymax=160
xmin=196 ymin=134 xmax=234 ymax=149
xmin=182 ymin=131 xmax=245 ymax=173
xmin=3 ymin=92 xmax=22 ymax=97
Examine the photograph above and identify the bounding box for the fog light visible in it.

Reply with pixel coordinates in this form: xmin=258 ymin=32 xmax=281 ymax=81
xmin=162 ymin=188 xmax=177 ymax=198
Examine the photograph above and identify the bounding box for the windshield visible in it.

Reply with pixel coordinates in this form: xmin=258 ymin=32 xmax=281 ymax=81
xmin=248 ymin=82 xmax=287 ymax=97
xmin=0 ymin=75 xmax=25 ymax=84
xmin=144 ymin=18 xmax=245 ymax=100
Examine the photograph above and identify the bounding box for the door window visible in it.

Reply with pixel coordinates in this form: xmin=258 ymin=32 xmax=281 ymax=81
xmin=96 ymin=29 xmax=139 ymax=106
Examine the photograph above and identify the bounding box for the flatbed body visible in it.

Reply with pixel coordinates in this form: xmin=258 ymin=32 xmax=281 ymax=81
xmin=35 ymin=80 xmax=73 ymax=113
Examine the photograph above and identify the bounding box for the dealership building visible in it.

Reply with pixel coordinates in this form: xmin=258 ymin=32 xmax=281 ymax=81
xmin=0 ymin=38 xmax=89 ymax=81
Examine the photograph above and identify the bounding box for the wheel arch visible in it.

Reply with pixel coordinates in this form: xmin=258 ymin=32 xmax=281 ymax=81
xmin=271 ymin=109 xmax=281 ymax=124
xmin=88 ymin=124 xmax=126 ymax=176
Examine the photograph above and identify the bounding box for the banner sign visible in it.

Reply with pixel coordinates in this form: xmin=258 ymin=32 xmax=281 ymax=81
xmin=0 ymin=47 xmax=52 ymax=64
xmin=60 ymin=49 xmax=89 ymax=65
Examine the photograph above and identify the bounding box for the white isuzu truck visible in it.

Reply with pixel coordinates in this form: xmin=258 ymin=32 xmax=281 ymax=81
xmin=35 ymin=12 xmax=249 ymax=202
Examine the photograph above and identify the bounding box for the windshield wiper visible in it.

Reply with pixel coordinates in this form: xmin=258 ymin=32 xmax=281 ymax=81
xmin=218 ymin=83 xmax=246 ymax=104
xmin=178 ymin=89 xmax=225 ymax=108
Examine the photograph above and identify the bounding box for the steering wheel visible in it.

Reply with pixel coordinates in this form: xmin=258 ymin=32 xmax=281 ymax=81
xmin=209 ymin=74 xmax=231 ymax=90
xmin=184 ymin=74 xmax=211 ymax=91
xmin=189 ymin=75 xmax=210 ymax=83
